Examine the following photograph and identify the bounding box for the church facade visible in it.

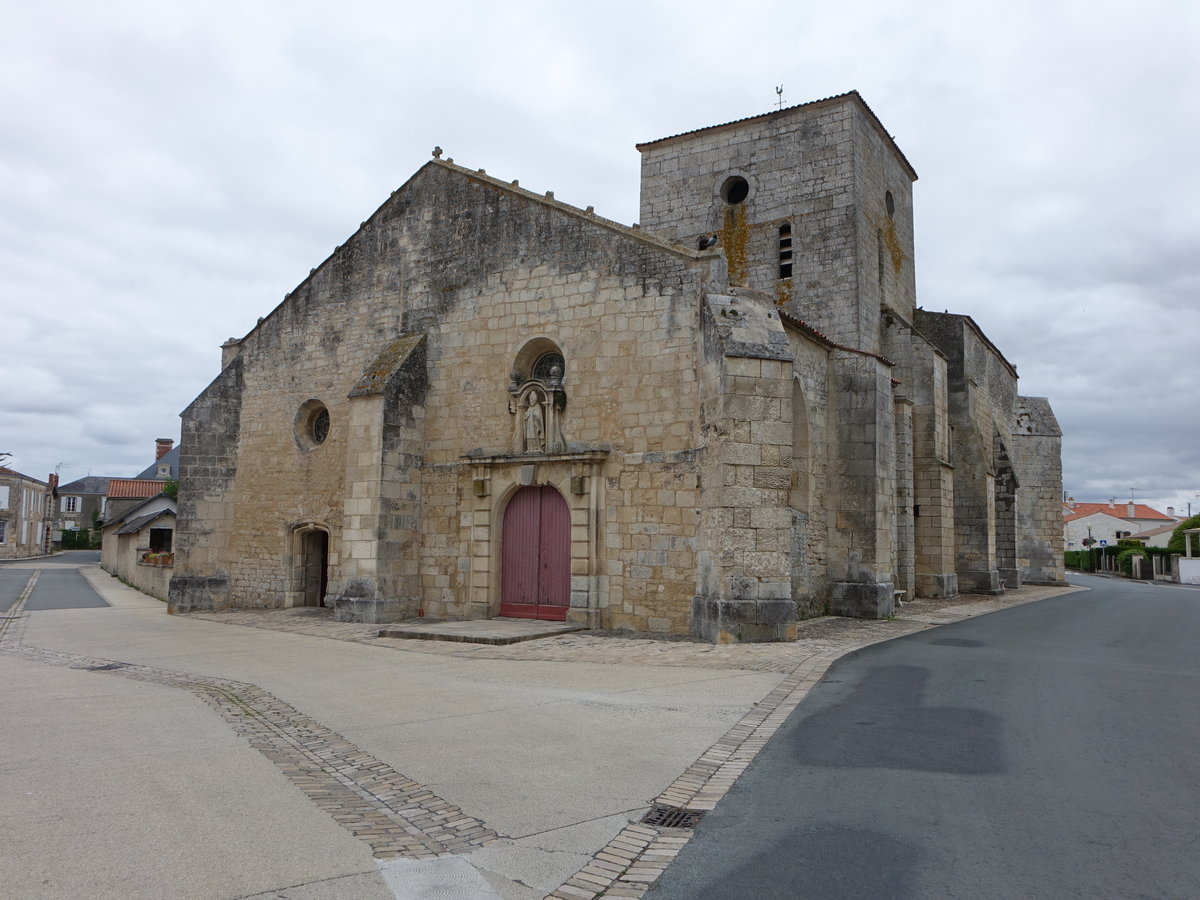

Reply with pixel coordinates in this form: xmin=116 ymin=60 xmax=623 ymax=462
xmin=168 ymin=91 xmax=1064 ymax=642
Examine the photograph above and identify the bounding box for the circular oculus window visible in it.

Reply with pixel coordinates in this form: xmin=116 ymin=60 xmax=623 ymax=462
xmin=311 ymin=408 xmax=330 ymax=443
xmin=295 ymin=400 xmax=331 ymax=449
xmin=720 ymin=175 xmax=750 ymax=205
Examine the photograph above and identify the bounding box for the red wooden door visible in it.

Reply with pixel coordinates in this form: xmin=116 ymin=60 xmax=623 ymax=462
xmin=500 ymin=486 xmax=570 ymax=620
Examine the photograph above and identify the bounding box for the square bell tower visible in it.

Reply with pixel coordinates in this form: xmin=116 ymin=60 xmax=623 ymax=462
xmin=637 ymin=91 xmax=918 ymax=355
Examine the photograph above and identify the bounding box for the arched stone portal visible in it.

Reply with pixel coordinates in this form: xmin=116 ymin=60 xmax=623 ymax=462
xmin=293 ymin=526 xmax=329 ymax=607
xmin=500 ymin=485 xmax=570 ymax=621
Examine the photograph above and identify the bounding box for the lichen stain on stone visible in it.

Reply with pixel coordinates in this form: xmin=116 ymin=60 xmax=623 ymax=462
xmin=721 ymin=205 xmax=749 ymax=286
xmin=775 ymin=279 xmax=792 ymax=307
xmin=883 ymin=219 xmax=905 ymax=272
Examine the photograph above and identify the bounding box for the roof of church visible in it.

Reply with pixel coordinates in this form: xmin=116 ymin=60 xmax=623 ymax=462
xmin=1063 ymin=502 xmax=1175 ymax=523
xmin=234 ymin=158 xmax=715 ymax=350
xmin=635 ymin=90 xmax=918 ymax=181
xmin=427 ymin=158 xmax=705 ymax=258
xmin=777 ymin=308 xmax=895 ymax=367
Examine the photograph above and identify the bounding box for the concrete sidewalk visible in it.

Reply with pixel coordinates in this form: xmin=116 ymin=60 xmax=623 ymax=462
xmin=0 ymin=562 xmax=1080 ymax=900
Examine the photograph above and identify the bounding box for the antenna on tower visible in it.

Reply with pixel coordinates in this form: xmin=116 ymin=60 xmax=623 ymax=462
xmin=775 ymin=85 xmax=785 ymax=111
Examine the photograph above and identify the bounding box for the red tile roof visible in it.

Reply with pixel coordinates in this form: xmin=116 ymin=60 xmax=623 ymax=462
xmin=106 ymin=478 xmax=166 ymax=499
xmin=1063 ymin=502 xmax=1175 ymax=523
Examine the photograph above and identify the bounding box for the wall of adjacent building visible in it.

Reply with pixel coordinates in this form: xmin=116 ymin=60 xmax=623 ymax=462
xmin=0 ymin=475 xmax=48 ymax=558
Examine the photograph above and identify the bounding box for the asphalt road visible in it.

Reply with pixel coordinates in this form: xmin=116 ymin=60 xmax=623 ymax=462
xmin=0 ymin=552 xmax=107 ymax=611
xmin=648 ymin=574 xmax=1200 ymax=899
xmin=0 ymin=569 xmax=29 ymax=612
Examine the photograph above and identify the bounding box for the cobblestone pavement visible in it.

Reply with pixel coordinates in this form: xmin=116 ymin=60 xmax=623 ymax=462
xmin=185 ymin=589 xmax=1069 ymax=674
xmin=184 ymin=584 xmax=1081 ymax=899
xmin=1 ymin=572 xmax=499 ymax=862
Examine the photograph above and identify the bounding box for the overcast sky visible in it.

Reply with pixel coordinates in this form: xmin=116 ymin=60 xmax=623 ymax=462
xmin=2 ymin=0 xmax=1197 ymax=516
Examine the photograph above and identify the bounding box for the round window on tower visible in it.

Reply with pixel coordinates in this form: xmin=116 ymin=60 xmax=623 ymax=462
xmin=720 ymin=176 xmax=750 ymax=205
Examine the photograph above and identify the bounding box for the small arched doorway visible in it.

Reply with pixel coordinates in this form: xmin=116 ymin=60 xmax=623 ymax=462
xmin=300 ymin=529 xmax=329 ymax=607
xmin=500 ymin=485 xmax=570 ymax=621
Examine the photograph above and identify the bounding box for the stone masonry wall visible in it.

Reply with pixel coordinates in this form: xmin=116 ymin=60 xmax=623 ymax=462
xmin=882 ymin=313 xmax=958 ymax=599
xmin=1012 ymin=396 xmax=1065 ymax=584
xmin=851 ymin=107 xmax=918 ymax=329
xmin=914 ymin=311 xmax=1023 ymax=594
xmin=170 ymin=358 xmax=244 ymax=612
xmin=175 ymin=159 xmax=721 ymax=633
xmin=691 ymin=290 xmax=801 ymax=641
xmin=825 ymin=351 xmax=898 ymax=617
xmin=416 ymin=236 xmax=709 ymax=633
xmin=786 ymin=333 xmax=834 ymax=617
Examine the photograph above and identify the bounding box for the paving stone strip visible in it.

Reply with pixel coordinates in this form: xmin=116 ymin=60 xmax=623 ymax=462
xmin=0 ymin=585 xmax=499 ymax=861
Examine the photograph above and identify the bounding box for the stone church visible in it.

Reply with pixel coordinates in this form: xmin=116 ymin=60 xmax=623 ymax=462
xmin=168 ymin=91 xmax=1064 ymax=642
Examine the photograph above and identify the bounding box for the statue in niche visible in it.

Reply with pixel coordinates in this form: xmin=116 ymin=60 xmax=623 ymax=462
xmin=524 ymin=391 xmax=545 ymax=453
xmin=544 ymin=366 xmax=566 ymax=453
xmin=508 ymin=354 xmax=567 ymax=455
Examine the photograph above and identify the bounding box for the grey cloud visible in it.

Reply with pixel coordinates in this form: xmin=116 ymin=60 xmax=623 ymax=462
xmin=2 ymin=0 xmax=1196 ymax=509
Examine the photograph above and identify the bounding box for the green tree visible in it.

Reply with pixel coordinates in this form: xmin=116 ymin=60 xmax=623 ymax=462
xmin=1167 ymin=514 xmax=1200 ymax=555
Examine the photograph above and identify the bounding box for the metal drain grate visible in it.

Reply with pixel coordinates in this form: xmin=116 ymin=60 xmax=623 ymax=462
xmin=640 ymin=805 xmax=706 ymax=829
xmin=88 ymin=663 xmax=130 ymax=671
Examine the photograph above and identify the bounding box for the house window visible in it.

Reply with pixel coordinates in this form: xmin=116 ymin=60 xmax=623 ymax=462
xmin=63 ymin=496 xmax=79 ymax=513
xmin=0 ymin=486 xmax=8 ymax=509
xmin=149 ymin=528 xmax=173 ymax=553
xmin=778 ymin=224 xmax=793 ymax=279
xmin=0 ymin=520 xmax=7 ymax=543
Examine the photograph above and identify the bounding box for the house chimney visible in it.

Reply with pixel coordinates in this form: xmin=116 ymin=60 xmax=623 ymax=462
xmin=1066 ymin=496 xmax=1075 ymax=509
xmin=1168 ymin=506 xmax=1176 ymax=518
xmin=155 ymin=438 xmax=174 ymax=460
xmin=1127 ymin=502 xmax=1136 ymax=517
